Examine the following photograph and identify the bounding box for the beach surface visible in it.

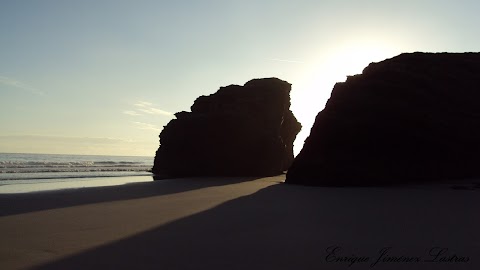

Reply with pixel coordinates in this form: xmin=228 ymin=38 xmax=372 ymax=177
xmin=1 ymin=175 xmax=479 ymax=269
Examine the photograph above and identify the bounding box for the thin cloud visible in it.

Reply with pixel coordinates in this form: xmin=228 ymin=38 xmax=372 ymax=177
xmin=134 ymin=101 xmax=154 ymax=107
xmin=132 ymin=121 xmax=161 ymax=132
xmin=0 ymin=76 xmax=45 ymax=95
xmin=269 ymin=58 xmax=305 ymax=64
xmin=137 ymin=107 xmax=173 ymax=116
xmin=123 ymin=110 xmax=142 ymax=116
xmin=132 ymin=101 xmax=174 ymax=116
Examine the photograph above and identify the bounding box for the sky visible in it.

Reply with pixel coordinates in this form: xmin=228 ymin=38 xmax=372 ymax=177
xmin=1 ymin=0 xmax=479 ymax=157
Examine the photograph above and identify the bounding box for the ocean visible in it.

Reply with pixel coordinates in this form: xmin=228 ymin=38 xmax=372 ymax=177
xmin=0 ymin=153 xmax=154 ymax=193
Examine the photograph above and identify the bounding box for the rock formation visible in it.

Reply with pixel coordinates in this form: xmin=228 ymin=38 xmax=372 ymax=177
xmin=153 ymin=78 xmax=301 ymax=179
xmin=286 ymin=52 xmax=480 ymax=186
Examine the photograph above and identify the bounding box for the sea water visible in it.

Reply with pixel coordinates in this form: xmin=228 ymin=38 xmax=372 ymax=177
xmin=0 ymin=153 xmax=154 ymax=193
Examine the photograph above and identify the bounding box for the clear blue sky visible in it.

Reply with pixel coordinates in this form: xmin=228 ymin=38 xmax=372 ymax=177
xmin=1 ymin=0 xmax=479 ymax=156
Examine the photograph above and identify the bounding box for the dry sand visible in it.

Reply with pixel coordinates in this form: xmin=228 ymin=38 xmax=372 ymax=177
xmin=0 ymin=175 xmax=479 ymax=270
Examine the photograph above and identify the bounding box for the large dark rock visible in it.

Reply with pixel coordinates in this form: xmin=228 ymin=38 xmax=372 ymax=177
xmin=153 ymin=78 xmax=301 ymax=179
xmin=286 ymin=52 xmax=480 ymax=186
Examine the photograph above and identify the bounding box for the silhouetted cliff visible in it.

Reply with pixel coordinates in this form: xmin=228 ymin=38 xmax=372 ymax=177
xmin=286 ymin=52 xmax=480 ymax=186
xmin=153 ymin=78 xmax=301 ymax=179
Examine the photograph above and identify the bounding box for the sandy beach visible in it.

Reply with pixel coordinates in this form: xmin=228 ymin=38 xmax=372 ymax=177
xmin=1 ymin=175 xmax=479 ymax=270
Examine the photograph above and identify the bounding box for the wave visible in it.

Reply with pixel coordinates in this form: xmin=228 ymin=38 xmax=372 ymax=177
xmin=0 ymin=171 xmax=153 ymax=182
xmin=1 ymin=166 xmax=151 ymax=173
xmin=0 ymin=161 xmax=143 ymax=167
xmin=0 ymin=153 xmax=154 ymax=181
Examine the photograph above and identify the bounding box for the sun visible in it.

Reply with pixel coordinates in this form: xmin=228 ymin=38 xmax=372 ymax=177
xmin=290 ymin=43 xmax=398 ymax=155
xmin=323 ymin=44 xmax=397 ymax=83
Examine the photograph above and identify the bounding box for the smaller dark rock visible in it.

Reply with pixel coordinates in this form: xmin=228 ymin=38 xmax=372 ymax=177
xmin=152 ymin=78 xmax=301 ymax=179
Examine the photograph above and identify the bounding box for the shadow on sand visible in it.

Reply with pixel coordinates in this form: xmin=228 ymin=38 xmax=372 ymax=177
xmin=34 ymin=182 xmax=479 ymax=270
xmin=0 ymin=176 xmax=262 ymax=216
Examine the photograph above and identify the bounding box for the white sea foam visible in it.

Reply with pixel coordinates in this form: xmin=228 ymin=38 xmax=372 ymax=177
xmin=0 ymin=153 xmax=153 ymax=181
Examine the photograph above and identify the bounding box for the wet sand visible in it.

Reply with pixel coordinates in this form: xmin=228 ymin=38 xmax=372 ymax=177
xmin=0 ymin=176 xmax=479 ymax=269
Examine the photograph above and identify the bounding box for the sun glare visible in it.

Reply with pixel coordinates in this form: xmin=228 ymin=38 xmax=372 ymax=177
xmin=291 ymin=43 xmax=397 ymax=155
